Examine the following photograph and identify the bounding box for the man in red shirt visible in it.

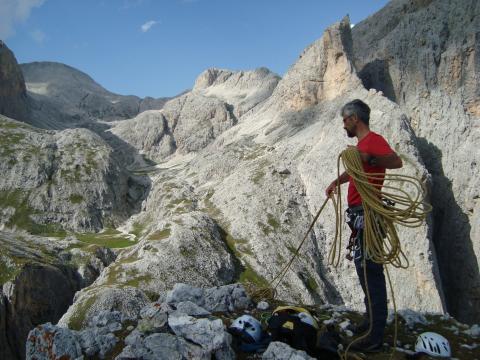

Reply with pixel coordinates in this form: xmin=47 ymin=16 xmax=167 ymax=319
xmin=325 ymin=99 xmax=403 ymax=352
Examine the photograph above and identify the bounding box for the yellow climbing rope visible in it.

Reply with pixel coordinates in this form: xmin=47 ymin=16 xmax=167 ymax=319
xmin=331 ymin=146 xmax=431 ymax=360
xmin=329 ymin=146 xmax=432 ymax=269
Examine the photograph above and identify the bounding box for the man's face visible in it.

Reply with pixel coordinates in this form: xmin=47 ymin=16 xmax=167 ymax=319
xmin=343 ymin=114 xmax=356 ymax=138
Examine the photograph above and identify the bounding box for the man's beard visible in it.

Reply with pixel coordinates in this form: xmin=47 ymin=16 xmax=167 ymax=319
xmin=345 ymin=129 xmax=355 ymax=137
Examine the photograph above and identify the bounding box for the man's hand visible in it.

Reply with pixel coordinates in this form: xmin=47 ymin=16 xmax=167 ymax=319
xmin=325 ymin=181 xmax=337 ymax=197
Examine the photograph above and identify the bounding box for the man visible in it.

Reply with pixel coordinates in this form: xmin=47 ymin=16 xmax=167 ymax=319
xmin=325 ymin=99 xmax=403 ymax=352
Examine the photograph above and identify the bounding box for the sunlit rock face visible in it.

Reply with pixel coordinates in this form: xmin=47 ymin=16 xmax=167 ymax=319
xmin=351 ymin=0 xmax=480 ymax=324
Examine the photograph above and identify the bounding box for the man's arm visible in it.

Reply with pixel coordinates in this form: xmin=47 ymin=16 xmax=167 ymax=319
xmin=359 ymin=152 xmax=403 ymax=169
xmin=325 ymin=171 xmax=349 ymax=196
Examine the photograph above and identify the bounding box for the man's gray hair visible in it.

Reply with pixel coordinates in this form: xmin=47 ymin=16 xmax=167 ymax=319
xmin=341 ymin=99 xmax=370 ymax=125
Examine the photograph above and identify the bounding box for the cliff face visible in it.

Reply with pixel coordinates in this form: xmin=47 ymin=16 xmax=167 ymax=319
xmin=0 ymin=41 xmax=29 ymax=122
xmin=351 ymin=0 xmax=480 ymax=324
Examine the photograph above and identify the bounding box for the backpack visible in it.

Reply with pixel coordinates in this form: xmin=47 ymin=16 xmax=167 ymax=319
xmin=266 ymin=306 xmax=319 ymax=356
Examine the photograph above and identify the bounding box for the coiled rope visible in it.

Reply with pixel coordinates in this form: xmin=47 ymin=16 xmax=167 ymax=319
xmin=252 ymin=146 xmax=432 ymax=358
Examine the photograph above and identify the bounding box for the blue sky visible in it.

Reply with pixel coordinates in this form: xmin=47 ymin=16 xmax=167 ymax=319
xmin=3 ymin=0 xmax=389 ymax=98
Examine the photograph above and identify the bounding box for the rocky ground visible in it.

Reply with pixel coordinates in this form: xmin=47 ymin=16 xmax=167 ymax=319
xmin=25 ymin=283 xmax=480 ymax=360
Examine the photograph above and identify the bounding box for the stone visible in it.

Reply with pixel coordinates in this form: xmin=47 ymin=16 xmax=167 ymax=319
xmin=116 ymin=332 xmax=209 ymax=360
xmin=87 ymin=212 xmax=238 ymax=296
xmin=203 ymin=283 xmax=252 ymax=312
xmin=26 ymin=323 xmax=82 ymax=360
xmin=166 ymin=283 xmax=205 ymax=306
xmin=137 ymin=312 xmax=168 ymax=334
xmin=89 ymin=310 xmax=123 ymax=332
xmin=175 ymin=301 xmax=211 ymax=316
xmin=58 ymin=286 xmax=149 ymax=330
xmin=168 ymin=313 xmax=233 ymax=355
xmin=262 ymin=341 xmax=315 ymax=360
xmin=257 ymin=301 xmax=270 ymax=310
xmin=78 ymin=328 xmax=117 ymax=358
xmin=139 ymin=302 xmax=174 ymax=319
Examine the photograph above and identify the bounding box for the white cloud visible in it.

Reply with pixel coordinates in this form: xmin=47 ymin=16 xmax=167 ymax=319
xmin=0 ymin=0 xmax=46 ymax=39
xmin=31 ymin=29 xmax=45 ymax=44
xmin=141 ymin=20 xmax=157 ymax=33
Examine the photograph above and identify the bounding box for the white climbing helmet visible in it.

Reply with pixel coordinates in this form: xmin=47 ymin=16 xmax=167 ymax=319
xmin=229 ymin=315 xmax=262 ymax=343
xmin=415 ymin=332 xmax=451 ymax=357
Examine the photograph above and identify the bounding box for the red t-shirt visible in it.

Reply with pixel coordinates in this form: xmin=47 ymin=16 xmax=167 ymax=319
xmin=347 ymin=131 xmax=394 ymax=206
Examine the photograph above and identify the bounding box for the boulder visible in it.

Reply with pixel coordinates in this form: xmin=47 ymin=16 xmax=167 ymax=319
xmin=116 ymin=332 xmax=209 ymax=360
xmin=26 ymin=323 xmax=82 ymax=360
xmin=262 ymin=341 xmax=315 ymax=360
xmin=58 ymin=286 xmax=149 ymax=330
xmin=175 ymin=301 xmax=211 ymax=316
xmin=168 ymin=312 xmax=234 ymax=358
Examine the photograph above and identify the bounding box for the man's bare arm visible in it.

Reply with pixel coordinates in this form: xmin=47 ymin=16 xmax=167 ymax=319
xmin=359 ymin=152 xmax=403 ymax=169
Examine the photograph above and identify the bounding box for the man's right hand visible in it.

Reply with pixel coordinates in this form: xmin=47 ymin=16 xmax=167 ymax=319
xmin=325 ymin=181 xmax=336 ymax=197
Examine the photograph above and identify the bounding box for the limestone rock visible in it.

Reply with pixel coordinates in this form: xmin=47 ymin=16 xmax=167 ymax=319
xmin=204 ymin=283 xmax=252 ymax=312
xmin=116 ymin=332 xmax=209 ymax=360
xmin=0 ymin=41 xmax=30 ymax=123
xmin=0 ymin=288 xmax=15 ymax=360
xmin=0 ymin=115 xmax=138 ymax=232
xmin=351 ymin=0 xmax=480 ymax=324
xmin=175 ymin=301 xmax=211 ymax=317
xmin=166 ymin=283 xmax=251 ymax=313
xmin=21 ymin=61 xmax=170 ymax=124
xmin=109 ymin=110 xmax=176 ymax=163
xmin=168 ymin=312 xmax=234 ymax=357
xmin=166 ymin=283 xmax=206 ymax=306
xmin=90 ymin=212 xmax=237 ymax=296
xmin=26 ymin=323 xmax=82 ymax=360
xmin=58 ymin=286 xmax=149 ymax=330
xmin=193 ymin=67 xmax=280 ymax=118
xmin=162 ymin=93 xmax=237 ymax=154
xmin=262 ymin=341 xmax=315 ymax=360
xmin=4 ymin=262 xmax=82 ymax=359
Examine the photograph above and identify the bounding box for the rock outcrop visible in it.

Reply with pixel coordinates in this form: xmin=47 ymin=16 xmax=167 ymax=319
xmin=0 ymin=41 xmax=30 ymax=123
xmin=109 ymin=67 xmax=280 ymax=163
xmin=0 ymin=229 xmax=118 ymax=359
xmin=351 ymin=0 xmax=480 ymax=324
xmin=0 ymin=114 xmax=145 ymax=232
xmin=193 ymin=67 xmax=281 ymax=118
